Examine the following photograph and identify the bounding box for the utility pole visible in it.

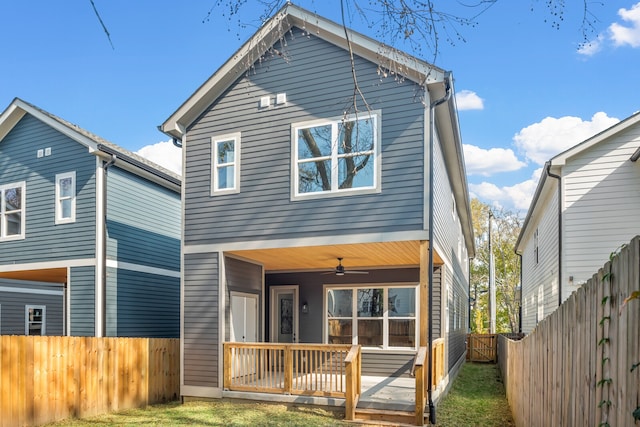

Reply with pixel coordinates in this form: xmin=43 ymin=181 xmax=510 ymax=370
xmin=488 ymin=210 xmax=496 ymax=333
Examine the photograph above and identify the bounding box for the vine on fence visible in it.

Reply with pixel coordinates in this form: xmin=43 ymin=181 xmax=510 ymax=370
xmin=596 ymin=248 xmax=621 ymax=427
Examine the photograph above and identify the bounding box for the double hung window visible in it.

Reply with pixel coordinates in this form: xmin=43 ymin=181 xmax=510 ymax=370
xmin=211 ymin=133 xmax=241 ymax=195
xmin=326 ymin=285 xmax=417 ymax=349
xmin=55 ymin=172 xmax=76 ymax=224
xmin=25 ymin=305 xmax=45 ymax=336
xmin=0 ymin=181 xmax=25 ymax=240
xmin=293 ymin=112 xmax=379 ymax=198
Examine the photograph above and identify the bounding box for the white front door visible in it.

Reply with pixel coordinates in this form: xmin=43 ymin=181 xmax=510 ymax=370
xmin=270 ymin=286 xmax=299 ymax=343
xmin=230 ymin=292 xmax=258 ymax=343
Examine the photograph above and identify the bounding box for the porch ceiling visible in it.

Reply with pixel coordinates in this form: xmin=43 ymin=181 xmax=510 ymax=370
xmin=226 ymin=240 xmax=443 ymax=272
xmin=0 ymin=268 xmax=67 ymax=284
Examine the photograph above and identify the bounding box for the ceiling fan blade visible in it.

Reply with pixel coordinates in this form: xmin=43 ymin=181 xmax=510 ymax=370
xmin=344 ymin=270 xmax=369 ymax=274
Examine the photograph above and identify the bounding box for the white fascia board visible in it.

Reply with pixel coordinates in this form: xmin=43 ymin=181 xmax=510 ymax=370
xmin=551 ymin=111 xmax=640 ymax=166
xmin=0 ymin=258 xmax=96 ymax=273
xmin=161 ymin=3 xmax=445 ymax=139
xmin=183 ymin=230 xmax=429 ymax=254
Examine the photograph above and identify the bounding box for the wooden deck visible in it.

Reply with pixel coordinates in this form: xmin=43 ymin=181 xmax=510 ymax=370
xmin=223 ymin=340 xmax=447 ymax=425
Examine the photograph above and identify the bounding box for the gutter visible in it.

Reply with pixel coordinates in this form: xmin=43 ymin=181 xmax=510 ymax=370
xmin=427 ymin=71 xmax=453 ymax=425
xmin=96 ymin=143 xmax=181 ymax=187
xmin=631 ymin=146 xmax=640 ymax=162
xmin=545 ymin=163 xmax=562 ymax=306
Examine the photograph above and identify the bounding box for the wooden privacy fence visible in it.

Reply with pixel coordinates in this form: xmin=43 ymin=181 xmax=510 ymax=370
xmin=467 ymin=334 xmax=497 ymax=362
xmin=0 ymin=336 xmax=179 ymax=427
xmin=498 ymin=235 xmax=640 ymax=427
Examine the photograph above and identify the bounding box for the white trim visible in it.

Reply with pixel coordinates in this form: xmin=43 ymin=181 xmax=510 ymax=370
xmin=0 ymin=285 xmax=64 ymax=296
xmin=183 ymin=230 xmax=428 ymax=254
xmin=66 ymin=266 xmax=71 ymax=336
xmin=323 ymin=282 xmax=419 ymax=351
xmin=25 ymin=304 xmax=46 ymax=335
xmin=290 ymin=111 xmax=381 ymax=200
xmin=0 ymin=258 xmax=96 ymax=272
xmin=181 ymin=385 xmax=223 ymax=399
xmin=95 ymin=158 xmax=105 ymax=337
xmin=211 ymin=132 xmax=241 ymax=195
xmin=270 ymin=285 xmax=299 ymax=343
xmin=105 ymin=259 xmax=180 ymax=278
xmin=55 ymin=171 xmax=76 ymax=224
xmin=0 ymin=180 xmax=26 ymax=241
xmin=218 ymin=252 xmax=225 ymax=390
xmin=180 ymin=132 xmax=186 ymax=395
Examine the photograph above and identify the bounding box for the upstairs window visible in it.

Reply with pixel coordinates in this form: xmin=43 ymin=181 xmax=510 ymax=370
xmin=0 ymin=181 xmax=26 ymax=241
xmin=211 ymin=133 xmax=241 ymax=195
xmin=55 ymin=171 xmax=76 ymax=224
xmin=293 ymin=112 xmax=380 ymax=198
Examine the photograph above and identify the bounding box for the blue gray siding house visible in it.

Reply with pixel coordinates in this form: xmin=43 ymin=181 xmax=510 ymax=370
xmin=0 ymin=98 xmax=180 ymax=338
xmin=161 ymin=3 xmax=474 ymax=406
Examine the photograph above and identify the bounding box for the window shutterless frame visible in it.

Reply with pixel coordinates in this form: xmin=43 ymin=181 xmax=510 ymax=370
xmin=0 ymin=181 xmax=26 ymax=241
xmin=25 ymin=305 xmax=46 ymax=336
xmin=291 ymin=111 xmax=381 ymax=200
xmin=55 ymin=171 xmax=76 ymax=224
xmin=211 ymin=132 xmax=241 ymax=195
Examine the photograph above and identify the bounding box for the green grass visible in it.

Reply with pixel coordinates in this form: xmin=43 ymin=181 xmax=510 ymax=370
xmin=44 ymin=399 xmax=349 ymax=427
xmin=45 ymin=363 xmax=513 ymax=427
xmin=436 ymin=362 xmax=515 ymax=427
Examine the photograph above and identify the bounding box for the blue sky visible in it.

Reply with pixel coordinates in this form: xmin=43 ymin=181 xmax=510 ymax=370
xmin=1 ymin=1 xmax=639 ymax=213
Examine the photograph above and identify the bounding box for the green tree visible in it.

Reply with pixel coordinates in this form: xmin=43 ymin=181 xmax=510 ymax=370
xmin=470 ymin=198 xmax=522 ymax=333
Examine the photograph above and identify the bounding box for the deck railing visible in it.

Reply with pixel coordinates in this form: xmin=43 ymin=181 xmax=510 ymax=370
xmin=223 ymin=343 xmax=360 ymax=401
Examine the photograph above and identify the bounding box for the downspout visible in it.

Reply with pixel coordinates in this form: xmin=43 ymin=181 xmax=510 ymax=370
xmin=101 ymin=154 xmax=117 ymax=337
xmin=516 ymin=252 xmax=523 ymax=334
xmin=545 ymin=163 xmax=562 ymax=307
xmin=428 ymin=71 xmax=452 ymax=425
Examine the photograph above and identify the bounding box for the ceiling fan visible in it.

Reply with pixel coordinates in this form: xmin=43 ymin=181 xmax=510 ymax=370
xmin=322 ymin=258 xmax=369 ymax=276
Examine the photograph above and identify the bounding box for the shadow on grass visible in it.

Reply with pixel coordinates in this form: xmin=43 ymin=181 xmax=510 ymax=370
xmin=436 ymin=362 xmax=515 ymax=427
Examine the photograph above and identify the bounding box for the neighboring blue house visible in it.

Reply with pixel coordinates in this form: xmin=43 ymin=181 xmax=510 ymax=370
xmin=161 ymin=3 xmax=474 ymax=417
xmin=0 ymin=98 xmax=181 ymax=338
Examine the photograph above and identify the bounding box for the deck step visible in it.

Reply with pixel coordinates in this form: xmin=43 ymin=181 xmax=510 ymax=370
xmin=353 ymin=407 xmax=428 ymax=426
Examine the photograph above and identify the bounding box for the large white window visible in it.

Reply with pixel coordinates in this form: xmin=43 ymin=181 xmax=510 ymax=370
xmin=0 ymin=181 xmax=26 ymax=240
xmin=25 ymin=305 xmax=46 ymax=335
xmin=326 ymin=285 xmax=417 ymax=349
xmin=293 ymin=112 xmax=380 ymax=198
xmin=211 ymin=133 xmax=241 ymax=195
xmin=55 ymin=171 xmax=76 ymax=224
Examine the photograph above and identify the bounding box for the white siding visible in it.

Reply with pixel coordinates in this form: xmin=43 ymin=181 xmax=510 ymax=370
xmin=562 ymin=128 xmax=640 ymax=293
xmin=520 ymin=182 xmax=560 ymax=333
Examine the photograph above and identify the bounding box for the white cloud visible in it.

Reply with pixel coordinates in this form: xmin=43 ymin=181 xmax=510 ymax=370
xmin=463 ymin=144 xmax=526 ymax=176
xmin=455 ymin=90 xmax=484 ymax=111
xmin=469 ymin=168 xmax=543 ymax=212
xmin=577 ymin=35 xmax=604 ymax=56
xmin=609 ymin=2 xmax=640 ymax=47
xmin=513 ymin=112 xmax=619 ymax=165
xmin=136 ymin=140 xmax=182 ymax=175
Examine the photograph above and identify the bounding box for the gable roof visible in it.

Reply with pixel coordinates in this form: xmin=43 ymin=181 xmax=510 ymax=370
xmin=0 ymin=98 xmax=181 ymax=190
xmin=160 ymin=2 xmax=447 ymax=140
xmin=160 ymin=3 xmax=474 ymax=257
xmin=515 ymin=110 xmax=640 ymax=253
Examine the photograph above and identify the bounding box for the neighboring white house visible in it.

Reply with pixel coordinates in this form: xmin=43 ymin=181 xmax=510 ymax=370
xmin=516 ymin=111 xmax=640 ymax=333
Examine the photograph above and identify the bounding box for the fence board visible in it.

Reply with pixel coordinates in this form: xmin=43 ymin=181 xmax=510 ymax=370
xmin=0 ymin=336 xmax=179 ymax=427
xmin=498 ymin=235 xmax=640 ymax=427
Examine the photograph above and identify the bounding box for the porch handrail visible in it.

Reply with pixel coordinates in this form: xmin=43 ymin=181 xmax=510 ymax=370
xmin=344 ymin=345 xmax=361 ymax=421
xmin=414 ymin=346 xmax=428 ymax=425
xmin=223 ymin=342 xmax=357 ymax=399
